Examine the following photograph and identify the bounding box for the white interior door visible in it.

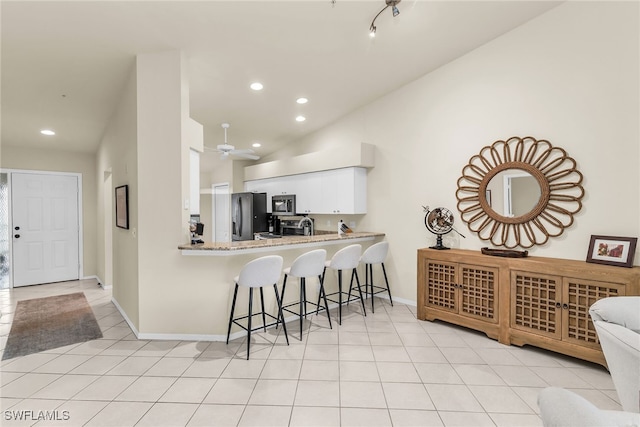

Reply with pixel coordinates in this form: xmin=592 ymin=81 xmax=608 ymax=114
xmin=11 ymin=173 xmax=80 ymax=287
xmin=213 ymin=183 xmax=230 ymax=242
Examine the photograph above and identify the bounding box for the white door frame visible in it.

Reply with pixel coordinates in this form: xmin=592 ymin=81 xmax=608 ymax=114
xmin=1 ymin=168 xmax=83 ymax=288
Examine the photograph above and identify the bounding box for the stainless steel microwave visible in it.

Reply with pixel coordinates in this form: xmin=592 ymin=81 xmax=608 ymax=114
xmin=272 ymin=194 xmax=296 ymax=216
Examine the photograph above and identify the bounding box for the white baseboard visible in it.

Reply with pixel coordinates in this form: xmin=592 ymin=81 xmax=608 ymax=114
xmin=110 ymin=297 xmax=141 ymax=338
xmin=110 ymin=295 xmax=416 ymax=342
xmin=82 ymin=275 xmax=112 ymax=290
xmin=374 ymin=293 xmax=417 ymax=307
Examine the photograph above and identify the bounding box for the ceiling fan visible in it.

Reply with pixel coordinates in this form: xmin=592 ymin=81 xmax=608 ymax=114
xmin=206 ymin=123 xmax=260 ymax=160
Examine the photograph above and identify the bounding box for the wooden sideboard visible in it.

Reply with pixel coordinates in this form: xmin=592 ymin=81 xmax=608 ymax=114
xmin=417 ymin=248 xmax=640 ymax=366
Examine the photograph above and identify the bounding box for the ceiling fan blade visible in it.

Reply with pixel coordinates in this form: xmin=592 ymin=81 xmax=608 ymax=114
xmin=230 ymin=148 xmax=255 ymax=155
xmin=234 ymin=152 xmax=260 ymax=160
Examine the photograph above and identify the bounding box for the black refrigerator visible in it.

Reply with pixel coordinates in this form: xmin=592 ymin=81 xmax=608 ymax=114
xmin=231 ymin=192 xmax=268 ymax=241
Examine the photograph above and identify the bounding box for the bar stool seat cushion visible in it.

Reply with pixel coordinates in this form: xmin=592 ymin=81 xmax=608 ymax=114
xmin=284 ymin=249 xmax=327 ymax=278
xmin=326 ymin=245 xmax=361 ymax=270
xmin=237 ymin=255 xmax=283 ymax=288
xmin=361 ymin=242 xmax=389 ymax=265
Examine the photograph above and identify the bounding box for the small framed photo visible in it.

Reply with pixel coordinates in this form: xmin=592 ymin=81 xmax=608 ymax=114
xmin=586 ymin=235 xmax=637 ymax=268
xmin=115 ymin=185 xmax=129 ymax=229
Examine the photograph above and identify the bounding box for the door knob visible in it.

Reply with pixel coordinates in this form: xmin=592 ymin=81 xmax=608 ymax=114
xmin=14 ymin=226 xmax=20 ymax=230
xmin=14 ymin=234 xmax=20 ymax=239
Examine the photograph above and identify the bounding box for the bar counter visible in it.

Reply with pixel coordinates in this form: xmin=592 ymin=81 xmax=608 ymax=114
xmin=179 ymin=231 xmax=384 ymax=256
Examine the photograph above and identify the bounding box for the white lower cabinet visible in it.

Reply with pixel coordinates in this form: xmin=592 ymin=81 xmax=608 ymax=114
xmin=244 ymin=167 xmax=367 ymax=215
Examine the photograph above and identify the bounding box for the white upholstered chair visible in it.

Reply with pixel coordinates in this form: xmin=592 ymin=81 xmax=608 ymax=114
xmin=589 ymin=296 xmax=640 ymax=413
xmin=537 ymin=297 xmax=640 ymax=426
xmin=538 ymin=387 xmax=640 ymax=427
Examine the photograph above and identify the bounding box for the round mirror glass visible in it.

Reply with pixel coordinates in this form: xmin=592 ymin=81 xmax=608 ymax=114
xmin=485 ymin=169 xmax=541 ymax=218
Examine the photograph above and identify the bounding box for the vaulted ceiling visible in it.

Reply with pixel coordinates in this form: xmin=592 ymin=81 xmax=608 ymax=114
xmin=1 ymin=1 xmax=560 ymax=158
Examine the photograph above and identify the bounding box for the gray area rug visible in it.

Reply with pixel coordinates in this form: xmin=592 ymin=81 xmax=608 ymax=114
xmin=2 ymin=292 xmax=103 ymax=360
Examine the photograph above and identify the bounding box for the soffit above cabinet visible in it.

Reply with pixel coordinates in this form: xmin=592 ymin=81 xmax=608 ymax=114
xmin=244 ymin=142 xmax=374 ymax=181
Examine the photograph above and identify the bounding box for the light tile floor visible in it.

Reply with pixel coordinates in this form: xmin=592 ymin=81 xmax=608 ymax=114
xmin=0 ymin=279 xmax=622 ymax=426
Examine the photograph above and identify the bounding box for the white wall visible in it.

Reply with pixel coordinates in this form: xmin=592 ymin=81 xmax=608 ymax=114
xmin=135 ymin=51 xmax=196 ymax=333
xmin=263 ymin=2 xmax=640 ymax=302
xmin=96 ymin=64 xmax=140 ymax=325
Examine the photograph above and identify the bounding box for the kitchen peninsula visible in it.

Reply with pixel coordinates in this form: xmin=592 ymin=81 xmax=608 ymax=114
xmin=179 ymin=231 xmax=384 ymax=255
xmin=162 ymin=231 xmax=384 ymax=341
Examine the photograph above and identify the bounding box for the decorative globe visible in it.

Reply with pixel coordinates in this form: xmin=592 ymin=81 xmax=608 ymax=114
xmin=424 ymin=206 xmax=456 ymax=250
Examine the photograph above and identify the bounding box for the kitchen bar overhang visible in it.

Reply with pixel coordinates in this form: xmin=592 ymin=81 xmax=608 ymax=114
xmin=179 ymin=232 xmax=384 ymax=256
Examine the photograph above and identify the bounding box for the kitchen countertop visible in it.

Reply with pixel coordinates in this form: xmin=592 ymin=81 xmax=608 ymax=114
xmin=179 ymin=231 xmax=385 ymax=256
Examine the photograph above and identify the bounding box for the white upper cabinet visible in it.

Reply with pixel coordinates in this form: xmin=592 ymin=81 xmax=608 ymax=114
xmin=245 ymin=167 xmax=367 ymax=215
xmin=319 ymin=167 xmax=367 ymax=214
xmin=296 ymin=173 xmax=323 ymax=214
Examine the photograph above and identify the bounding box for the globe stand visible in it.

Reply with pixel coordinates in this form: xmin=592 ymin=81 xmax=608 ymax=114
xmin=429 ymin=234 xmax=450 ymax=250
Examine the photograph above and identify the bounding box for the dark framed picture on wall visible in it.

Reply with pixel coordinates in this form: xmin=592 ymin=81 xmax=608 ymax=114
xmin=586 ymin=235 xmax=637 ymax=268
xmin=115 ymin=185 xmax=129 ymax=229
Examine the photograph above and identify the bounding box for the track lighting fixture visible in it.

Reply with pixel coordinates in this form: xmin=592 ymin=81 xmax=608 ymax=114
xmin=369 ymin=0 xmax=401 ymax=37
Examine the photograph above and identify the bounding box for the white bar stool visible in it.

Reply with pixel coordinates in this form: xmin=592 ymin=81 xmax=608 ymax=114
xmin=359 ymin=241 xmax=392 ymax=313
xmin=320 ymin=244 xmax=367 ymax=325
xmin=281 ymin=249 xmax=332 ymax=340
xmin=226 ymin=255 xmax=288 ymax=359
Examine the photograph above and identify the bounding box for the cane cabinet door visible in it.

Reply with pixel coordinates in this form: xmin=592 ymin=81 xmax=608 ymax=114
xmin=562 ymin=277 xmax=625 ymax=349
xmin=459 ymin=264 xmax=499 ymax=323
xmin=424 ymin=260 xmax=458 ymax=313
xmin=510 ymin=271 xmax=562 ymax=340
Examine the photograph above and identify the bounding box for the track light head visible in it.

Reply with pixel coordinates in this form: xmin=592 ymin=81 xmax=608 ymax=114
xmin=369 ymin=0 xmax=401 ymax=36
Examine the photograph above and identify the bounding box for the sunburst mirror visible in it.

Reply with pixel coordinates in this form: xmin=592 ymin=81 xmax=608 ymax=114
xmin=456 ymin=136 xmax=584 ymax=249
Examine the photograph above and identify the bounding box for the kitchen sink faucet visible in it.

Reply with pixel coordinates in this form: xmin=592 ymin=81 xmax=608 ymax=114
xmin=298 ymin=217 xmax=314 ymax=236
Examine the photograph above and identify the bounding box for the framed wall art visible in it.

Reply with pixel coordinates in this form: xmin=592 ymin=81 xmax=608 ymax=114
xmin=586 ymin=235 xmax=637 ymax=268
xmin=115 ymin=185 xmax=129 ymax=229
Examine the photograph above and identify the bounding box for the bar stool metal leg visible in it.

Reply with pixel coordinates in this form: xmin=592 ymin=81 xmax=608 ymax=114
xmin=381 ymin=262 xmax=393 ymax=306
xmin=260 ymin=287 xmax=267 ymax=332
xmin=299 ymin=277 xmax=305 ymax=337
xmin=226 ymin=283 xmax=239 ymax=344
xmin=363 ymin=262 xmax=393 ymax=313
xmin=366 ymin=263 xmax=375 ymax=312
xmin=318 ymin=274 xmax=332 ymax=329
xmin=347 ymin=269 xmax=367 ymax=315
xmin=246 ymin=288 xmax=253 ymax=360
xmin=273 ymin=284 xmax=289 ymax=345
xmin=337 ymin=269 xmax=343 ymax=325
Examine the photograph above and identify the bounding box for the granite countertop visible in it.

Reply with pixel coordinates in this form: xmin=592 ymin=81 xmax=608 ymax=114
xmin=179 ymin=231 xmax=384 ymax=252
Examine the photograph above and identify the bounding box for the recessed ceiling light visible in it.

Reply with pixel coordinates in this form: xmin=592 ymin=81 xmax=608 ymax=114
xmin=250 ymin=82 xmax=264 ymax=91
xmin=40 ymin=129 xmax=55 ymax=136
xmin=295 ymin=116 xmax=306 ymax=122
xmin=252 ymin=142 xmax=261 ymax=148
xmin=296 ymin=97 xmax=308 ymax=104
